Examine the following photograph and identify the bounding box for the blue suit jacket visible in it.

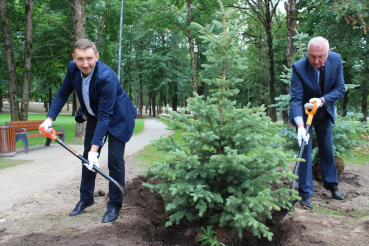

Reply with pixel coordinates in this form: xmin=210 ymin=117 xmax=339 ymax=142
xmin=47 ymin=60 xmax=137 ymax=146
xmin=289 ymin=51 xmax=345 ymax=125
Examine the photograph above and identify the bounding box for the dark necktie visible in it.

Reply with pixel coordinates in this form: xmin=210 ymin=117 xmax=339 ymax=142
xmin=319 ymin=66 xmax=324 ymax=94
xmin=318 ymin=66 xmax=325 ymax=118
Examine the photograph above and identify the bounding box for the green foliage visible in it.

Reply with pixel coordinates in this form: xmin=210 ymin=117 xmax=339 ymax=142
xmin=293 ymin=30 xmax=309 ymax=60
xmin=331 ymin=0 xmax=369 ymax=35
xmin=198 ymin=225 xmax=225 ymax=246
xmin=144 ymin=1 xmax=298 ymax=240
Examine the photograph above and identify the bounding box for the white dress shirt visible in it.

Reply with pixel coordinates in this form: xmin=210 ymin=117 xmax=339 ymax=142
xmin=81 ymin=69 xmax=95 ymax=116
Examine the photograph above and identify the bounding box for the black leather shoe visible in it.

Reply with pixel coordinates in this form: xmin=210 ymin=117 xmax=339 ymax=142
xmin=69 ymin=201 xmax=94 ymax=216
xmin=101 ymin=207 xmax=120 ymax=223
xmin=301 ymin=197 xmax=313 ymax=209
xmin=324 ymin=184 xmax=344 ymax=200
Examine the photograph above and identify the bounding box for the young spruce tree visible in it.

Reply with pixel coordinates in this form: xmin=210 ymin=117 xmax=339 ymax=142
xmin=145 ymin=0 xmax=298 ymax=240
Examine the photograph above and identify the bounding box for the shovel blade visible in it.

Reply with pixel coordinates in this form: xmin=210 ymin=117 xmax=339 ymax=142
xmin=282 ymin=200 xmax=299 ymax=220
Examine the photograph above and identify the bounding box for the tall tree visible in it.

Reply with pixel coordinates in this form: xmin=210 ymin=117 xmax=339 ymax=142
xmin=284 ymin=0 xmax=296 ymax=67
xmin=19 ymin=0 xmax=35 ymax=121
xmin=0 ymin=0 xmax=18 ymax=121
xmin=186 ymin=0 xmax=197 ymax=95
xmin=67 ymin=0 xmax=86 ymax=139
xmin=232 ymin=0 xmax=281 ymax=122
xmin=282 ymin=0 xmax=296 ymax=124
xmin=70 ymin=0 xmax=86 ymax=42
xmin=96 ymin=0 xmax=110 ymax=51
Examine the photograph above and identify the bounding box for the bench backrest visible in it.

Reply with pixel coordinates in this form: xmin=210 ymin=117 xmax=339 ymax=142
xmin=6 ymin=120 xmax=44 ymax=132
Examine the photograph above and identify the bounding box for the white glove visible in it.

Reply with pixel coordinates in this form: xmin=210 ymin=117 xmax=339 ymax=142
xmin=304 ymin=98 xmax=322 ymax=109
xmin=40 ymin=119 xmax=53 ymax=133
xmin=297 ymin=127 xmax=309 ymax=147
xmin=84 ymin=152 xmax=99 ymax=172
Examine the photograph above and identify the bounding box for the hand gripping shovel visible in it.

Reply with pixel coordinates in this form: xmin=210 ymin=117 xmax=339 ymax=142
xmin=39 ymin=126 xmax=125 ymax=196
xmin=282 ymin=101 xmax=317 ymax=220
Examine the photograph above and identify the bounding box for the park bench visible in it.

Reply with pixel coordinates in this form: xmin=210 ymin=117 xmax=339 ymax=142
xmin=5 ymin=120 xmax=65 ymax=154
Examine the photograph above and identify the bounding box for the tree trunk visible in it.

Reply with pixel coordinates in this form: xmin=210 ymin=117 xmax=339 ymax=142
xmin=19 ymin=0 xmax=35 ymax=121
xmin=265 ymin=2 xmax=276 ymax=122
xmin=148 ymin=92 xmax=152 ymax=116
xmin=70 ymin=0 xmax=86 ymax=43
xmin=361 ymin=89 xmax=367 ymax=122
xmin=129 ymin=84 xmax=132 ymax=100
xmin=145 ymin=92 xmax=148 ymax=114
xmin=259 ymin=47 xmax=265 ymax=107
xmin=44 ymin=98 xmax=49 ymax=112
xmin=70 ymin=0 xmax=86 ymax=139
xmin=157 ymin=96 xmax=160 ymax=115
xmin=285 ymin=0 xmax=296 ymax=67
xmin=96 ymin=0 xmax=109 ymax=51
xmin=48 ymin=87 xmax=52 ymax=111
xmin=0 ymin=88 xmax=2 ymax=112
xmin=187 ymin=0 xmax=198 ymax=96
xmin=284 ymin=0 xmax=296 ymax=125
xmin=172 ymin=83 xmax=178 ymax=112
xmin=0 ymin=0 xmax=18 ymax=121
xmin=139 ymin=75 xmax=143 ymax=118
xmin=151 ymin=93 xmax=156 ymax=117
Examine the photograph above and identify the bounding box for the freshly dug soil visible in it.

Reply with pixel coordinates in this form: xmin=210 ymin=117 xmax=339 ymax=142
xmin=1 ymin=156 xmax=369 ymax=245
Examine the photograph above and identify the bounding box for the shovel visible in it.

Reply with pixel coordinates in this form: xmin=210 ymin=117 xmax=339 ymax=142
xmin=39 ymin=126 xmax=125 ymax=196
xmin=282 ymin=101 xmax=317 ymax=220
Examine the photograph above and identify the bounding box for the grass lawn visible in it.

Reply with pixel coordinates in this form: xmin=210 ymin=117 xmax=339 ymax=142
xmin=136 ymin=128 xmax=185 ymax=165
xmin=0 ymin=158 xmax=29 ymax=170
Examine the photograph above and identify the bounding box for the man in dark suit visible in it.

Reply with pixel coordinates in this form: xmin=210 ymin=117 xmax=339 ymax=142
xmin=289 ymin=36 xmax=345 ymax=209
xmin=40 ymin=39 xmax=137 ymax=222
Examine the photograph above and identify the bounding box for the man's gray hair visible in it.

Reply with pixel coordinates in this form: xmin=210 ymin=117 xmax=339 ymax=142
xmin=73 ymin=39 xmax=98 ymax=54
xmin=308 ymin=36 xmax=329 ymax=51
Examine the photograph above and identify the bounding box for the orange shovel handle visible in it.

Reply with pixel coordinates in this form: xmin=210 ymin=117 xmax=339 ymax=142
xmin=305 ymin=101 xmax=318 ymax=126
xmin=39 ymin=126 xmax=58 ymax=141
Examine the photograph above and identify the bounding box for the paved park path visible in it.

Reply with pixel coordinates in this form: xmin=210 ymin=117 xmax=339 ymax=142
xmin=0 ymin=117 xmax=173 ymax=212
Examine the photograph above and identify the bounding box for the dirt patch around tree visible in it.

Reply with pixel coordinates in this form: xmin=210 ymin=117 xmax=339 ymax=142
xmin=1 ymin=154 xmax=369 ymax=245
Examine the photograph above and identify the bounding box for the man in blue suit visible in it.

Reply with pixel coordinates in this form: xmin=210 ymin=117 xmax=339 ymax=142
xmin=289 ymin=36 xmax=345 ymax=209
xmin=40 ymin=39 xmax=137 ymax=222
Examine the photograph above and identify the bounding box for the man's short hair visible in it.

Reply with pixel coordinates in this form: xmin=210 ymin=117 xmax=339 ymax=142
xmin=308 ymin=36 xmax=329 ymax=51
xmin=73 ymin=39 xmax=98 ymax=54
